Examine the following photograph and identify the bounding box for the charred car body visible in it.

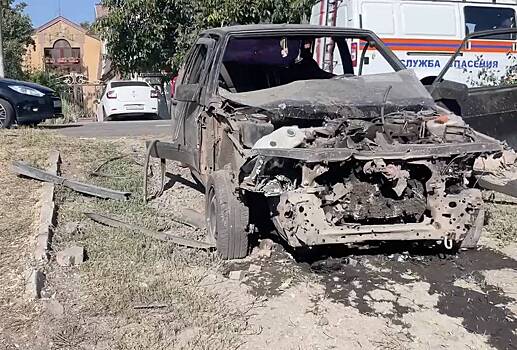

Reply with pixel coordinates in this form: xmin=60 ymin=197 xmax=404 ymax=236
xmin=150 ymin=25 xmax=513 ymax=259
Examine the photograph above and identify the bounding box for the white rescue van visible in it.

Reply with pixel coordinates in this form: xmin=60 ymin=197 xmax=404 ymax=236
xmin=311 ymin=0 xmax=517 ymax=86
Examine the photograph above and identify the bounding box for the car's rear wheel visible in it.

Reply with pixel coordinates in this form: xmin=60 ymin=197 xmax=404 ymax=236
xmin=0 ymin=98 xmax=15 ymax=129
xmin=206 ymin=171 xmax=249 ymax=259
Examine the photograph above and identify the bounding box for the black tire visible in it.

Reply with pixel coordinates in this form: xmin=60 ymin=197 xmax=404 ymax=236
xmin=24 ymin=121 xmax=42 ymax=127
xmin=0 ymin=98 xmax=15 ymax=129
xmin=206 ymin=171 xmax=249 ymax=259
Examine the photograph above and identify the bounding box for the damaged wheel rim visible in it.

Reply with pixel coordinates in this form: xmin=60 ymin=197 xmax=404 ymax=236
xmin=207 ymin=187 xmax=217 ymax=244
xmin=0 ymin=104 xmax=6 ymax=127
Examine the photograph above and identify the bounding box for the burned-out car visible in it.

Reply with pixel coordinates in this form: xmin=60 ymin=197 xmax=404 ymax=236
xmin=149 ymin=25 xmax=514 ymax=259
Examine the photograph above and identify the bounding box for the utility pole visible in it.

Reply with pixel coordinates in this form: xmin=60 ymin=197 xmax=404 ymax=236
xmin=0 ymin=0 xmax=8 ymax=78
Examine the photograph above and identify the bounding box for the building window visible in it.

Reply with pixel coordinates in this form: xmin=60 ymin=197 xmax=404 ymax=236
xmin=44 ymin=39 xmax=81 ymax=65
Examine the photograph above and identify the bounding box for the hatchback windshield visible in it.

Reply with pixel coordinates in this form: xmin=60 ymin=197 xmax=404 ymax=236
xmin=219 ymin=34 xmax=400 ymax=93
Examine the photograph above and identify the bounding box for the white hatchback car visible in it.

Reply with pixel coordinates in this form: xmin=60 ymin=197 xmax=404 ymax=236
xmin=99 ymin=80 xmax=159 ymax=121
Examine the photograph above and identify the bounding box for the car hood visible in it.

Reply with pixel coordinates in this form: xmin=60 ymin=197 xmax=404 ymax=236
xmin=220 ymin=70 xmax=435 ymax=120
xmin=0 ymin=78 xmax=55 ymax=94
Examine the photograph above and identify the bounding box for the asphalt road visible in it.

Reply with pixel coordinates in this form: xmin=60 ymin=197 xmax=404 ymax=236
xmin=45 ymin=120 xmax=173 ymax=139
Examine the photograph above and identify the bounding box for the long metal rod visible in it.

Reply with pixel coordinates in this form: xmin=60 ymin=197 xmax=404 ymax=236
xmin=11 ymin=161 xmax=131 ymax=200
xmin=85 ymin=212 xmax=215 ymax=250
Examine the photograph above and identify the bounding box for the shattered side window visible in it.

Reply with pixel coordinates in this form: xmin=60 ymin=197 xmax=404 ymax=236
xmin=186 ymin=45 xmax=208 ymax=85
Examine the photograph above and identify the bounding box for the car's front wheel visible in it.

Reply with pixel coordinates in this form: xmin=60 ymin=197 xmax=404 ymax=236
xmin=0 ymin=98 xmax=15 ymax=129
xmin=206 ymin=171 xmax=250 ymax=259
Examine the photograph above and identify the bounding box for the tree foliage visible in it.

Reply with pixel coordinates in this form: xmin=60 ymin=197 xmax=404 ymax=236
xmin=95 ymin=0 xmax=194 ymax=75
xmin=2 ymin=1 xmax=34 ymax=79
xmin=198 ymin=0 xmax=314 ymax=28
xmin=95 ymin=0 xmax=314 ymax=75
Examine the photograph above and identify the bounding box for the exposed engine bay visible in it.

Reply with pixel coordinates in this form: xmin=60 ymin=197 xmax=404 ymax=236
xmin=215 ymin=71 xmax=510 ymax=248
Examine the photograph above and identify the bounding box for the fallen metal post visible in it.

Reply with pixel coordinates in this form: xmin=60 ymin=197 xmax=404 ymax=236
xmin=11 ymin=161 xmax=130 ymax=200
xmin=85 ymin=212 xmax=214 ymax=250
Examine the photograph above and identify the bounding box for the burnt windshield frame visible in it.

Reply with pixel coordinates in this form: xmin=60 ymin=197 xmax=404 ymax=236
xmin=208 ymin=29 xmax=406 ymax=97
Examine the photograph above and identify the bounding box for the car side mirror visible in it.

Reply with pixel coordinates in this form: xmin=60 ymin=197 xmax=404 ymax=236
xmin=175 ymin=84 xmax=201 ymax=102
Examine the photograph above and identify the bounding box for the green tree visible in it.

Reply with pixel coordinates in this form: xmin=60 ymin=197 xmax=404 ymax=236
xmin=2 ymin=1 xmax=34 ymax=79
xmin=198 ymin=0 xmax=313 ymax=28
xmin=95 ymin=0 xmax=314 ymax=75
xmin=95 ymin=0 xmax=194 ymax=75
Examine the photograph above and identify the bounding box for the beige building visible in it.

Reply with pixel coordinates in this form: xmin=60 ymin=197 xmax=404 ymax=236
xmin=25 ymin=16 xmax=102 ymax=83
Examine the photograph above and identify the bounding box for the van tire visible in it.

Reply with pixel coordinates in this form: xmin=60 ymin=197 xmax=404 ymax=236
xmin=206 ymin=171 xmax=249 ymax=259
xmin=0 ymin=98 xmax=15 ymax=129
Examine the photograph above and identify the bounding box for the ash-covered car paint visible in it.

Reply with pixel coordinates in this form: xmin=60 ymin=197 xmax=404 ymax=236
xmin=149 ymin=25 xmax=516 ymax=259
xmin=225 ymin=70 xmax=498 ymax=248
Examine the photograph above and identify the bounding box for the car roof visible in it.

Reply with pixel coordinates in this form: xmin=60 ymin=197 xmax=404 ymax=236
xmin=201 ymin=24 xmax=375 ymax=37
xmin=110 ymin=80 xmax=148 ymax=83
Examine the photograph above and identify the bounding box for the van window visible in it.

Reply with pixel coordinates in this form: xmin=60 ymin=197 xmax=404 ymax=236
xmin=464 ymin=6 xmax=515 ymax=40
xmin=401 ymin=4 xmax=458 ymax=37
xmin=362 ymin=2 xmax=395 ymax=35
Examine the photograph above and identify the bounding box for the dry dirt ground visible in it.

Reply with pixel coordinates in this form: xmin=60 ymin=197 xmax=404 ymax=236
xmin=1 ymin=129 xmax=517 ymax=350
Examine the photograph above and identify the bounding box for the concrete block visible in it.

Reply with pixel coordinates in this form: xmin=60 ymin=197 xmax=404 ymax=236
xmin=25 ymin=269 xmax=45 ymax=299
xmin=228 ymin=270 xmax=247 ymax=281
xmin=56 ymin=246 xmax=85 ymax=267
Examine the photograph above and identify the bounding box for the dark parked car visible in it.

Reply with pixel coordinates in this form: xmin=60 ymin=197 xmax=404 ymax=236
xmin=0 ymin=78 xmax=63 ymax=128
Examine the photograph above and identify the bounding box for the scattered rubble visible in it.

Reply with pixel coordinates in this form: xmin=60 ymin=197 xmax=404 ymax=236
xmin=259 ymin=239 xmax=275 ymax=251
xmin=317 ymin=316 xmax=329 ymax=327
xmin=248 ymin=264 xmax=262 ymax=273
xmin=44 ymin=299 xmax=65 ymax=319
xmin=56 ymin=246 xmax=85 ymax=267
xmin=61 ymin=222 xmax=80 ymax=236
xmin=229 ymin=270 xmax=247 ymax=281
xmin=279 ymin=277 xmax=293 ymax=291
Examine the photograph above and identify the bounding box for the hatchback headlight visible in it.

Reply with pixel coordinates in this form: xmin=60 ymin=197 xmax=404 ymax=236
xmin=8 ymin=85 xmax=45 ymax=97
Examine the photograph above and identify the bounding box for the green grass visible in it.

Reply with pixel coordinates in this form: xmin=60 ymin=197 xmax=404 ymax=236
xmin=48 ymin=133 xmax=249 ymax=349
xmin=0 ymin=129 xmax=250 ymax=350
xmin=486 ymin=203 xmax=517 ymax=244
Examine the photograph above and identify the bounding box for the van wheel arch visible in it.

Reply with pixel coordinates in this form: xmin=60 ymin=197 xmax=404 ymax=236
xmin=420 ymin=76 xmax=438 ymax=86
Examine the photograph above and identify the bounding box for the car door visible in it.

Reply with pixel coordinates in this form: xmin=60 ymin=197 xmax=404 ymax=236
xmin=171 ymin=38 xmax=216 ymax=171
xmin=430 ymin=28 xmax=517 ymax=148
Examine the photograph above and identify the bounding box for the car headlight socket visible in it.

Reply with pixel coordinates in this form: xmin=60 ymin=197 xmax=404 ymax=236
xmin=8 ymin=85 xmax=46 ymax=97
